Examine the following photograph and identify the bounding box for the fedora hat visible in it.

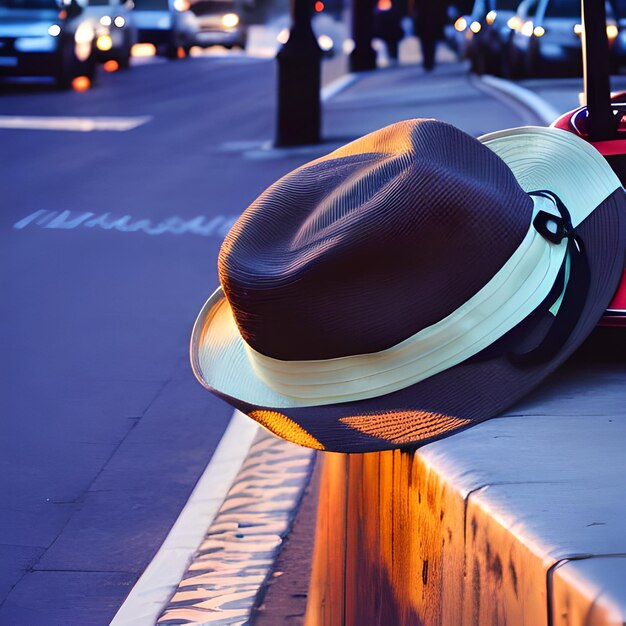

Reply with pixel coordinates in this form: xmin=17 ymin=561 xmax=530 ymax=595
xmin=191 ymin=119 xmax=626 ymax=453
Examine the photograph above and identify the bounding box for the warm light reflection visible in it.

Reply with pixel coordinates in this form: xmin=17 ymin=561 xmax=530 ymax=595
xmin=173 ymin=0 xmax=189 ymax=10
xmin=103 ymin=59 xmax=119 ymax=71
xmin=131 ymin=43 xmax=156 ymax=56
xmin=486 ymin=10 xmax=496 ymax=24
xmin=607 ymin=24 xmax=619 ymax=39
xmin=574 ymin=23 xmax=583 ymax=35
xmin=277 ymin=27 xmax=289 ymax=44
xmin=533 ymin=25 xmax=545 ymax=37
xmin=74 ymin=22 xmax=94 ymax=60
xmin=72 ymin=75 xmax=91 ymax=91
xmin=96 ymin=34 xmax=113 ymax=51
xmin=470 ymin=20 xmax=481 ymax=33
xmin=454 ymin=16 xmax=467 ymax=32
xmin=221 ymin=12 xmax=239 ymax=27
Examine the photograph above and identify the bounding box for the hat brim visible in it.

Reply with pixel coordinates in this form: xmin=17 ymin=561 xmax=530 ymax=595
xmin=191 ymin=126 xmax=626 ymax=452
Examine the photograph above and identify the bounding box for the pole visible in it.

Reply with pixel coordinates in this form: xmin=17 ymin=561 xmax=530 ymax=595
xmin=581 ymin=0 xmax=615 ymax=140
xmin=350 ymin=0 xmax=377 ymax=72
xmin=275 ymin=0 xmax=322 ymax=147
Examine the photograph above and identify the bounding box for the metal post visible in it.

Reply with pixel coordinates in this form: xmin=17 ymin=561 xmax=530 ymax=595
xmin=581 ymin=0 xmax=615 ymax=140
xmin=275 ymin=0 xmax=322 ymax=147
xmin=350 ymin=0 xmax=377 ymax=72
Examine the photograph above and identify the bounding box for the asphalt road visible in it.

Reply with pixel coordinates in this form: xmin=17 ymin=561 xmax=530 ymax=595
xmin=1 ymin=49 xmax=617 ymax=624
xmin=0 ymin=54 xmax=319 ymax=625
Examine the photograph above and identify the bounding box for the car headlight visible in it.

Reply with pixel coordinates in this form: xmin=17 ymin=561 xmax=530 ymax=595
xmin=15 ymin=35 xmax=58 ymax=52
xmin=521 ymin=20 xmax=534 ymax=37
xmin=607 ymin=24 xmax=619 ymax=39
xmin=469 ymin=20 xmax=481 ymax=34
xmin=48 ymin=24 xmax=61 ymax=36
xmin=507 ymin=16 xmax=521 ymax=30
xmin=454 ymin=16 xmax=467 ymax=32
xmin=221 ymin=13 xmax=239 ymax=28
xmin=100 ymin=15 xmax=112 ymax=26
xmin=486 ymin=10 xmax=496 ymax=25
xmin=173 ymin=0 xmax=189 ymax=11
xmin=317 ymin=34 xmax=333 ymax=51
xmin=96 ymin=34 xmax=113 ymax=50
xmin=114 ymin=16 xmax=125 ymax=28
xmin=277 ymin=27 xmax=289 ymax=44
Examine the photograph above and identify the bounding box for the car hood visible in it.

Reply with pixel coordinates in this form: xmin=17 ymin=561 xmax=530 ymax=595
xmin=0 ymin=11 xmax=59 ymax=36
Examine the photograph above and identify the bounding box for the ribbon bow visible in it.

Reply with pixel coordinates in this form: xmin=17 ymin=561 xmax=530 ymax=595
xmin=509 ymin=190 xmax=590 ymax=366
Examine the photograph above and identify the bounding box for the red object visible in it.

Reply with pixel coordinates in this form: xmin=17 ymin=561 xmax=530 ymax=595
xmin=551 ymin=94 xmax=626 ymax=327
xmin=551 ymin=92 xmax=626 ymax=156
xmin=314 ymin=1 xmax=324 ymax=11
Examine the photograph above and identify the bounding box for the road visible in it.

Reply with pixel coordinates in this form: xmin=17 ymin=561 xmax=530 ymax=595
xmin=0 ymin=50 xmax=621 ymax=624
xmin=0 ymin=54 xmax=321 ymax=625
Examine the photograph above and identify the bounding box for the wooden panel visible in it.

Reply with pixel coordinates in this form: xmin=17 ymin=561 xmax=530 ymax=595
xmin=305 ymin=452 xmax=348 ymax=626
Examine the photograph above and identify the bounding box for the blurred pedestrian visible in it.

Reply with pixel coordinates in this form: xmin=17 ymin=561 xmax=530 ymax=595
xmin=373 ymin=0 xmax=405 ymax=63
xmin=413 ymin=0 xmax=448 ymax=71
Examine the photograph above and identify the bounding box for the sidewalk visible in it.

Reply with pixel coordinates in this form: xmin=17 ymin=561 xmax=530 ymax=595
xmin=146 ymin=58 xmax=556 ymax=626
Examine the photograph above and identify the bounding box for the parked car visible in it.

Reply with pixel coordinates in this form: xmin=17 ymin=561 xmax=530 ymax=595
xmin=609 ymin=0 xmax=626 ymax=70
xmin=189 ymin=0 xmax=246 ymax=49
xmin=504 ymin=0 xmax=620 ymax=77
xmin=445 ymin=3 xmax=473 ymax=57
xmin=132 ymin=0 xmax=197 ymax=58
xmin=85 ymin=0 xmax=136 ymax=67
xmin=0 ymin=0 xmax=97 ymax=87
xmin=465 ymin=0 xmax=520 ymax=74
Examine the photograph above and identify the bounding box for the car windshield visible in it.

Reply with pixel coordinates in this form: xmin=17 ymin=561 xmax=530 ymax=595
xmin=191 ymin=0 xmax=235 ymax=12
xmin=0 ymin=0 xmax=57 ymax=8
xmin=610 ymin=0 xmax=626 ymax=17
xmin=133 ymin=0 xmax=167 ymax=9
xmin=544 ymin=0 xmax=579 ymax=18
xmin=496 ymin=0 xmax=520 ymax=9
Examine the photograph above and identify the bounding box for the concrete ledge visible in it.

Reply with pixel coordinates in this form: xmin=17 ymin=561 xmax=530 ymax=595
xmin=305 ymin=334 xmax=626 ymax=625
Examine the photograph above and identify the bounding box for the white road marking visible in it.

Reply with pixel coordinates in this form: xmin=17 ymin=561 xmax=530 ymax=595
xmin=13 ymin=210 xmax=238 ymax=237
xmin=109 ymin=411 xmax=258 ymax=626
xmin=0 ymin=115 xmax=152 ymax=132
xmin=321 ymin=72 xmax=358 ymax=101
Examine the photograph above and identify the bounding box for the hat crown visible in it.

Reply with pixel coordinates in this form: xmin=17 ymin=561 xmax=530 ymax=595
xmin=219 ymin=119 xmax=533 ymax=361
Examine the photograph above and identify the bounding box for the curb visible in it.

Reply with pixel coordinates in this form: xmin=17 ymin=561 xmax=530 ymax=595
xmin=476 ymin=74 xmax=561 ymax=126
xmin=109 ymin=411 xmax=258 ymax=626
xmin=305 ymin=358 xmax=626 ymax=626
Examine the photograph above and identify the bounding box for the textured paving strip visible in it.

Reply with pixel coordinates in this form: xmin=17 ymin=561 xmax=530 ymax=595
xmin=157 ymin=430 xmax=317 ymax=625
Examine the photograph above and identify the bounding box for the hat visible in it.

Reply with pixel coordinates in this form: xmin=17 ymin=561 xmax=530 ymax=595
xmin=190 ymin=119 xmax=626 ymax=453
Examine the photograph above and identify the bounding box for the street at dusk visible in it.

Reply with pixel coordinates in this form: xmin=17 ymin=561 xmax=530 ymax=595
xmin=3 ymin=1 xmax=626 ymax=623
